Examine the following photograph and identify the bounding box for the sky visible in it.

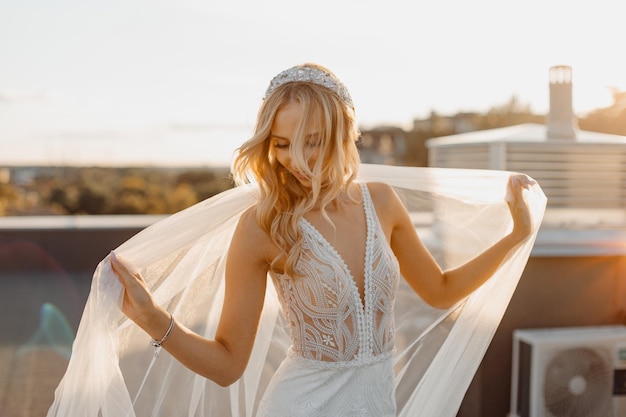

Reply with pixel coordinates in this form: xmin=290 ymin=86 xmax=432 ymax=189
xmin=1 ymin=0 xmax=624 ymax=166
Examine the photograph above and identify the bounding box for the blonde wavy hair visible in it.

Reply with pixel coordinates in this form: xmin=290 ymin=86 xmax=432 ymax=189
xmin=232 ymin=63 xmax=361 ymax=277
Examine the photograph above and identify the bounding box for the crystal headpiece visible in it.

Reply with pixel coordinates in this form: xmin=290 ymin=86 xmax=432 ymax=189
xmin=264 ymin=65 xmax=354 ymax=108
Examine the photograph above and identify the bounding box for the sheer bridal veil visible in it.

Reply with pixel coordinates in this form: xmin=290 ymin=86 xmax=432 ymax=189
xmin=47 ymin=163 xmax=546 ymax=417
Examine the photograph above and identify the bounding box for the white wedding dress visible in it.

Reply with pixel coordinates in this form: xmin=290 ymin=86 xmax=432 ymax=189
xmin=257 ymin=184 xmax=398 ymax=416
xmin=46 ymin=164 xmax=546 ymax=417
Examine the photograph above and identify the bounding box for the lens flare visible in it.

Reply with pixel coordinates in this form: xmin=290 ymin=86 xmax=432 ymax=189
xmin=18 ymin=303 xmax=75 ymax=359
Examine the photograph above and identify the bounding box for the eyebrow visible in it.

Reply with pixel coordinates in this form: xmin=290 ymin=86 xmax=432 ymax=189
xmin=269 ymin=133 xmax=290 ymax=141
xmin=269 ymin=133 xmax=320 ymax=141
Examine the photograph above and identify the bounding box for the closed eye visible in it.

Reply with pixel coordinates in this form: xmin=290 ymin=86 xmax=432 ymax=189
xmin=270 ymin=136 xmax=290 ymax=149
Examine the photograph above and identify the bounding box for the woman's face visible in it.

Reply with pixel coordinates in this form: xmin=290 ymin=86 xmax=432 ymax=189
xmin=269 ymin=100 xmax=321 ymax=186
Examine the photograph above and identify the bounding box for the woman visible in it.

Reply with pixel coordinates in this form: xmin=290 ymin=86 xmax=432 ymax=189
xmin=48 ymin=63 xmax=545 ymax=417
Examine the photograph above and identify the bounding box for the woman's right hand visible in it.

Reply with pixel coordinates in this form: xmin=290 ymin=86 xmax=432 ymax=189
xmin=110 ymin=250 xmax=157 ymax=325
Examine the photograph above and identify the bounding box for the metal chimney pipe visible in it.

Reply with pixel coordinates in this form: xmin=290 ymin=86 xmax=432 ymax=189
xmin=546 ymin=65 xmax=578 ymax=140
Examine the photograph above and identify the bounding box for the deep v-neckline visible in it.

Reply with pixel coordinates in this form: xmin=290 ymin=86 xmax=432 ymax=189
xmin=300 ymin=184 xmax=370 ymax=310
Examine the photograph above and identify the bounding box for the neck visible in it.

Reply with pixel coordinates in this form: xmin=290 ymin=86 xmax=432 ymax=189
xmin=308 ymin=183 xmax=357 ymax=212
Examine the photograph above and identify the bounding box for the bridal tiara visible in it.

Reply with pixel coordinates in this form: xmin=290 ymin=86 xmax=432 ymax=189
xmin=263 ymin=65 xmax=354 ymax=109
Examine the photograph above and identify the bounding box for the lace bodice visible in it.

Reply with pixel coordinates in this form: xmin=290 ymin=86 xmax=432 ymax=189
xmin=270 ymin=183 xmax=400 ymax=367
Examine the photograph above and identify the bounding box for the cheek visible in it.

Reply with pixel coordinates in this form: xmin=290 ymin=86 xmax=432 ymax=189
xmin=273 ymin=149 xmax=289 ymax=167
xmin=306 ymin=149 xmax=321 ymax=167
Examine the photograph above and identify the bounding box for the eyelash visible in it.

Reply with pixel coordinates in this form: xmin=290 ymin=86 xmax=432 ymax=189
xmin=271 ymin=139 xmax=320 ymax=149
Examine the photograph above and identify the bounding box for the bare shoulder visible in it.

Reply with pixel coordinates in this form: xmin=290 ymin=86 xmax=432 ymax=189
xmin=232 ymin=205 xmax=276 ymax=264
xmin=235 ymin=205 xmax=267 ymax=239
xmin=363 ymin=181 xmax=401 ymax=211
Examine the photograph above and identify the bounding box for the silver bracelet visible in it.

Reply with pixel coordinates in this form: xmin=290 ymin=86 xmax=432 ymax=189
xmin=150 ymin=314 xmax=175 ymax=358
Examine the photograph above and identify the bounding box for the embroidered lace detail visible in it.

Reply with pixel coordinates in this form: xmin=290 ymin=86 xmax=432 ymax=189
xmin=270 ymin=183 xmax=400 ymax=367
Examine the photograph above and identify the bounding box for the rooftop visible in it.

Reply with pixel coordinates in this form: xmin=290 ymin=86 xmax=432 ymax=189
xmin=427 ymin=123 xmax=626 ymax=147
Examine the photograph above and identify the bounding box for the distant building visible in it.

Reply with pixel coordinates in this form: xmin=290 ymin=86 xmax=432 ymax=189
xmin=413 ymin=111 xmax=481 ymax=135
xmin=359 ymin=111 xmax=486 ymax=167
xmin=359 ymin=126 xmax=409 ymax=165
xmin=427 ymin=66 xmax=626 ymax=211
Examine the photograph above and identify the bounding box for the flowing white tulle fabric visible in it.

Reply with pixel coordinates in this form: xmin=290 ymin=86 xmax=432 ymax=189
xmin=47 ymin=164 xmax=546 ymax=417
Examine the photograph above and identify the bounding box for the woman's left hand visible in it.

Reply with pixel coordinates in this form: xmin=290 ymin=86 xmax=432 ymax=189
xmin=506 ymin=174 xmax=535 ymax=242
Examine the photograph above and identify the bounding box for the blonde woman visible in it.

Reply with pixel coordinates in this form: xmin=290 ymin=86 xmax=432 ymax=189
xmin=109 ymin=63 xmax=534 ymax=416
xmin=48 ymin=64 xmax=545 ymax=417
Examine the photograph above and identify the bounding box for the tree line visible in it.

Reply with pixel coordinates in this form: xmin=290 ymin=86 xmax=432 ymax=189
xmin=1 ymin=166 xmax=233 ymax=216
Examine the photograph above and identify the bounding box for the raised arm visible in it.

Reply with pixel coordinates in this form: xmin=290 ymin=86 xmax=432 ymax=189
xmin=371 ymin=174 xmax=534 ymax=309
xmin=110 ymin=207 xmax=270 ymax=387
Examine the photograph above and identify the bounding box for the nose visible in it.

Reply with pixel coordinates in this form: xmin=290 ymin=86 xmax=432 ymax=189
xmin=283 ymin=150 xmax=292 ymax=165
xmin=280 ymin=152 xmax=294 ymax=172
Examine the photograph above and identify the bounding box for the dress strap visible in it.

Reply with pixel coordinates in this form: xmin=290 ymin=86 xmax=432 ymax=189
xmin=358 ymin=183 xmax=375 ymax=221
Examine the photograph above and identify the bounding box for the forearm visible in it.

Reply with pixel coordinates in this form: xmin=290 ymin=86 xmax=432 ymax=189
xmin=110 ymin=233 xmax=266 ymax=388
xmin=439 ymin=232 xmax=524 ymax=307
xmin=135 ymin=307 xmax=242 ymax=387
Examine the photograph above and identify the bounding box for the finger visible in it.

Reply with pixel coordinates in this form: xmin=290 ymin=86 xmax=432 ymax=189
xmin=110 ymin=251 xmax=143 ymax=286
xmin=110 ymin=250 xmax=129 ymax=278
xmin=513 ymin=174 xmax=536 ymax=189
xmin=111 ymin=251 xmax=138 ymax=274
xmin=509 ymin=175 xmax=534 ymax=200
xmin=506 ymin=177 xmax=522 ymax=204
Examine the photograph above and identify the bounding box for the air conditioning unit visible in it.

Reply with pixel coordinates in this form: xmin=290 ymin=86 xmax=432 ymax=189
xmin=509 ymin=325 xmax=626 ymax=417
